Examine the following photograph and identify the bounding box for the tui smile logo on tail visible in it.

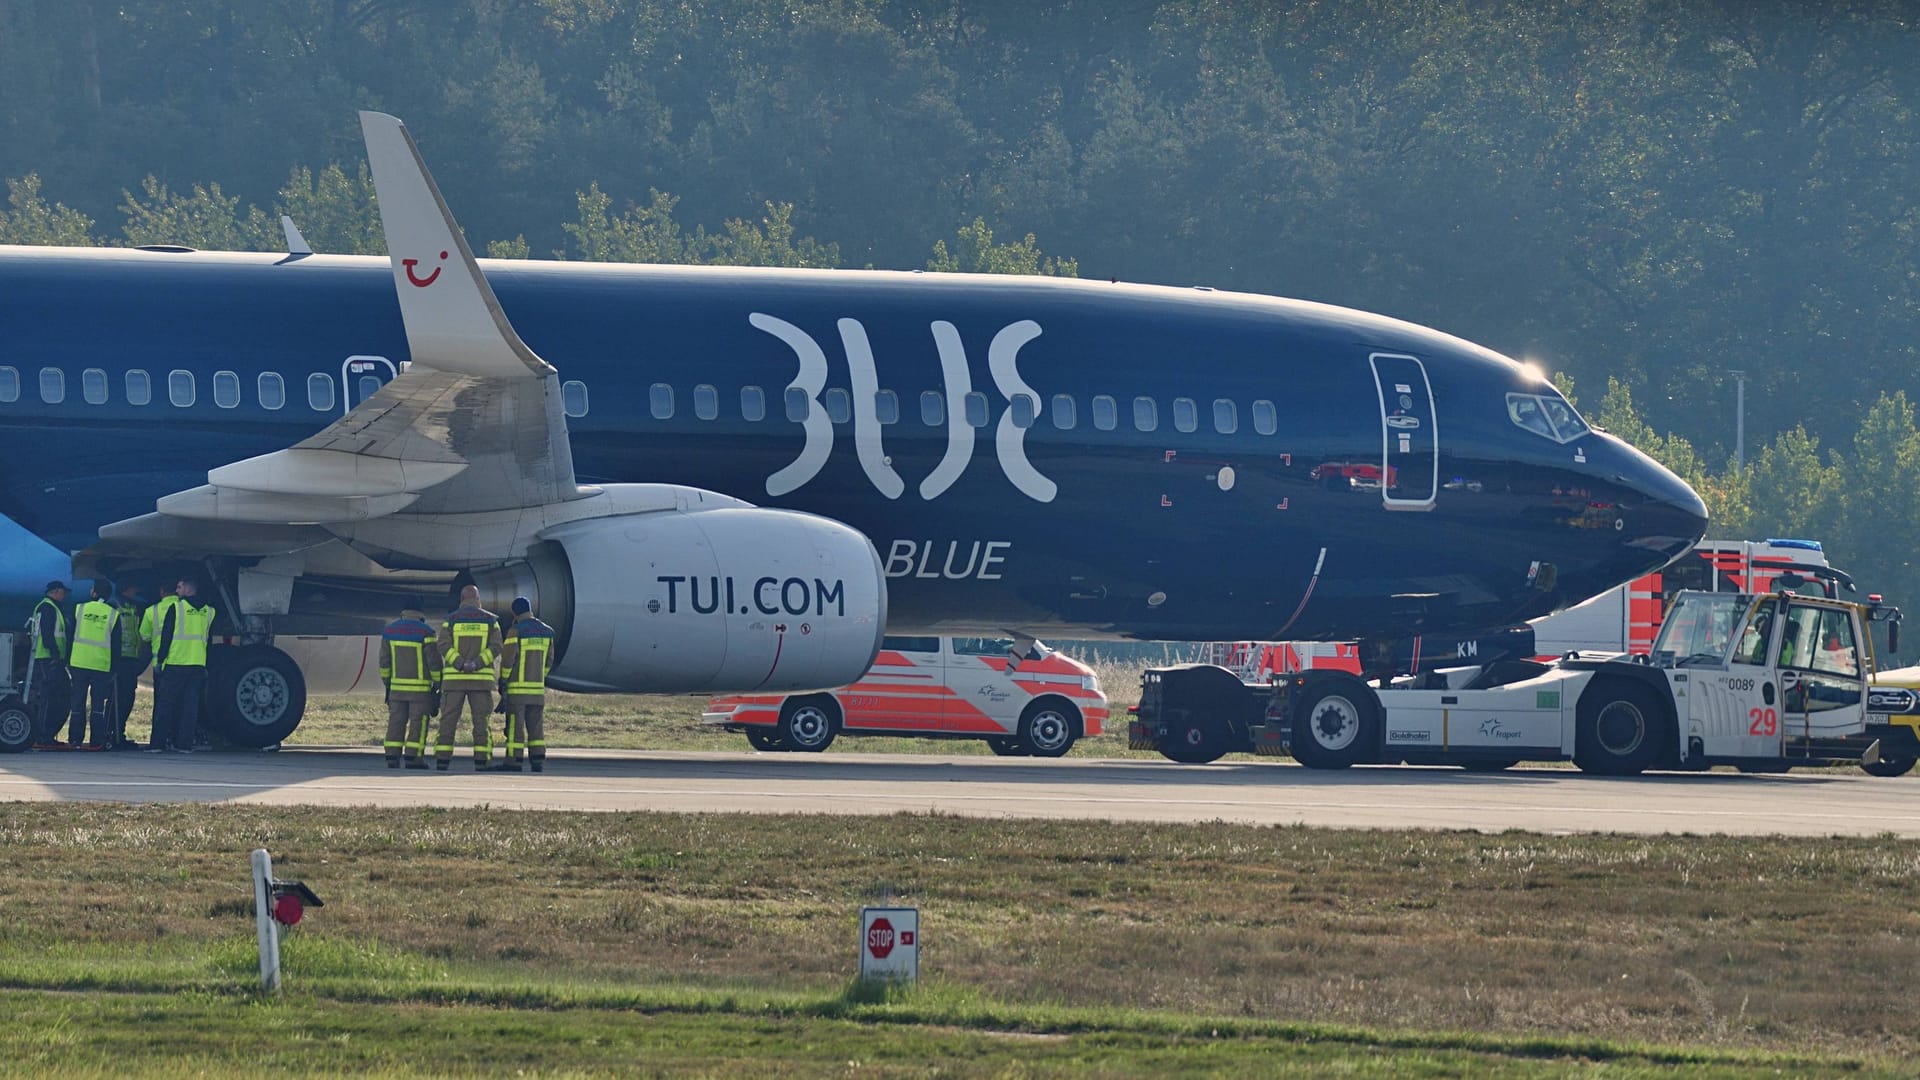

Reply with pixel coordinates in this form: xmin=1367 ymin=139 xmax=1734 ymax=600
xmin=403 ymin=251 xmax=447 ymax=287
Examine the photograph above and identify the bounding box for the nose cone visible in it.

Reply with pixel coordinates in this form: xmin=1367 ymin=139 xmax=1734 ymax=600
xmin=1608 ymin=435 xmax=1709 ymax=569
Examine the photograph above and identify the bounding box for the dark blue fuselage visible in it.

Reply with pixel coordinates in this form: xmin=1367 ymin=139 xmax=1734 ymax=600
xmin=0 ymin=246 xmax=1707 ymax=642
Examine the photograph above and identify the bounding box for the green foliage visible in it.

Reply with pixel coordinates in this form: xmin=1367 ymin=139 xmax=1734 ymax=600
xmin=275 ymin=164 xmax=382 ymax=255
xmin=703 ymin=201 xmax=840 ymax=268
xmin=928 ymin=218 xmax=1078 ymax=276
xmin=119 ymin=177 xmax=272 ymax=251
xmin=486 ymin=235 xmax=532 ymax=259
xmin=0 ymin=175 xmax=94 ymax=245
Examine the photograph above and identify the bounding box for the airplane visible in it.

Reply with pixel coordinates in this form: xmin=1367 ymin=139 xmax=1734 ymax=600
xmin=0 ymin=112 xmax=1709 ymax=747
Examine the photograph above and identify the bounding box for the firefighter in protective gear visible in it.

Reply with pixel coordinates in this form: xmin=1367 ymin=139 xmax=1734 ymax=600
xmin=67 ymin=581 xmax=124 ymax=749
xmin=497 ymin=596 xmax=555 ymax=772
xmin=150 ymin=578 xmax=216 ymax=754
xmin=112 ymin=581 xmax=149 ymax=749
xmin=380 ymin=605 xmax=443 ymax=769
xmin=435 ymin=585 xmax=502 ymax=770
xmin=28 ymin=581 xmax=71 ymax=746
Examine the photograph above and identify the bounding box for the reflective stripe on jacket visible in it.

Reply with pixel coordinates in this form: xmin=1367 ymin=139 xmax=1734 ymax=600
xmin=70 ymin=600 xmax=119 ymax=673
xmin=439 ymin=608 xmax=500 ymax=685
xmin=116 ymin=599 xmax=143 ymax=657
xmin=505 ymin=616 xmax=555 ymax=697
xmin=32 ymin=597 xmax=68 ymax=660
xmin=380 ymin=616 xmax=440 ymax=693
xmin=162 ymin=601 xmax=216 ymax=667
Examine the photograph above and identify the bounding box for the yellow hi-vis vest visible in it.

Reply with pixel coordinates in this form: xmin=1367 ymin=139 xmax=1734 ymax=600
xmin=443 ymin=614 xmax=497 ymax=686
xmin=163 ymin=602 xmax=216 ymax=668
xmin=70 ymin=600 xmax=119 ymax=673
xmin=116 ymin=599 xmax=143 ymax=658
xmin=140 ymin=595 xmax=177 ymax=647
xmin=507 ymin=618 xmax=554 ymax=697
xmin=31 ymin=597 xmax=68 ymax=660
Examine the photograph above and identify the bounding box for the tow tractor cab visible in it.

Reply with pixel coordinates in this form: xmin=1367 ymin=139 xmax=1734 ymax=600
xmin=1131 ymin=576 xmax=1902 ymax=775
xmin=703 ymin=636 xmax=1107 ymax=756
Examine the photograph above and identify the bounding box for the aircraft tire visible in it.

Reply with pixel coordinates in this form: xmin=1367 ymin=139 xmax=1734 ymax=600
xmin=1862 ymin=755 xmax=1916 ymax=778
xmin=985 ymin=736 xmax=1025 ymax=756
xmin=1572 ymin=680 xmax=1666 ymax=776
xmin=745 ymin=728 xmax=786 ymax=752
xmin=0 ymin=695 xmax=31 ymax=753
xmin=1018 ymin=698 xmax=1079 ymax=759
xmin=205 ymin=644 xmax=307 ymax=748
xmin=1291 ymin=681 xmax=1378 ymax=769
xmin=777 ymin=695 xmax=839 ymax=753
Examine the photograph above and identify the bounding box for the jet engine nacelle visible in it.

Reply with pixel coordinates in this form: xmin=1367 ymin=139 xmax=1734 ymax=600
xmin=472 ymin=506 xmax=887 ymax=694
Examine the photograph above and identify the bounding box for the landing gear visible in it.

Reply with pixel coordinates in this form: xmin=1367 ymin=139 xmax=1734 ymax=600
xmin=205 ymin=644 xmax=307 ymax=748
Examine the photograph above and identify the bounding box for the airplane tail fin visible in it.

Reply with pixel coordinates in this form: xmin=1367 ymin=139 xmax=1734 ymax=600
xmin=358 ymin=110 xmax=554 ymax=379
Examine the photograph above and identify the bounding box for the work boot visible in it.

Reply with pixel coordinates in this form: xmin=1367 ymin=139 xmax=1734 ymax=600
xmin=386 ymin=757 xmax=401 ymax=769
xmin=498 ymin=760 xmax=522 ymax=773
xmin=530 ymin=760 xmax=544 ymax=773
xmin=473 ymin=760 xmax=489 ymax=772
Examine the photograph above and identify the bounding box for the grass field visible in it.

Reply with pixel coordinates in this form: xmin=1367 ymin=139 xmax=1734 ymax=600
xmin=2 ymin=802 xmax=1917 ymax=1075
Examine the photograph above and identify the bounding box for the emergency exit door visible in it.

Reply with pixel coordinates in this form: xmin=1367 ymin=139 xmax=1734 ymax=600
xmin=1371 ymin=352 xmax=1438 ymax=511
xmin=342 ymin=355 xmax=398 ymax=414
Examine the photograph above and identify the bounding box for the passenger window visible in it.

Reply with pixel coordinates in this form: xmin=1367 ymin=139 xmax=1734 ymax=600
xmin=1133 ymin=396 xmax=1158 ymax=432
xmin=875 ymin=389 xmax=899 ymax=424
xmin=824 ymin=387 xmax=851 ymax=424
xmin=1051 ymin=394 xmax=1076 ymax=430
xmin=740 ymin=385 xmax=766 ymax=422
xmin=953 ymin=637 xmax=1015 ymax=656
xmin=126 ymin=369 xmax=151 ymax=407
xmin=1010 ymin=394 xmax=1036 ymax=429
xmin=881 ymin=635 xmax=940 ymax=654
xmin=82 ymin=368 xmax=108 ymax=405
xmin=1252 ymin=399 xmax=1276 ymax=435
xmin=784 ymin=386 xmax=809 ymax=422
xmin=561 ymin=380 xmax=588 ymax=418
xmin=964 ymin=391 xmax=989 ymax=428
xmin=0 ymin=366 xmax=17 ymax=403
xmin=649 ymin=382 xmax=674 ymax=419
xmin=1213 ymin=398 xmax=1238 ymax=434
xmin=1172 ymin=397 xmax=1197 ymax=433
xmin=920 ymin=390 xmax=944 ymax=426
xmin=307 ymin=373 xmax=335 ymax=411
xmin=258 ymin=373 xmax=286 ymax=410
xmin=168 ymin=370 xmax=195 ymax=407
xmin=693 ymin=383 xmax=718 ymax=421
xmin=1092 ymin=394 xmax=1117 ymax=431
xmin=214 ymin=370 xmax=241 ymax=409
xmin=39 ymin=367 xmax=64 ymax=404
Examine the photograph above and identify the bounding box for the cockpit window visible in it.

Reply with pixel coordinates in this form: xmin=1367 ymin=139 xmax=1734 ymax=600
xmin=1506 ymin=392 xmax=1590 ymax=444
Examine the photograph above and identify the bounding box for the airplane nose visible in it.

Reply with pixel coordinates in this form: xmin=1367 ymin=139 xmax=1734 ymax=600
xmin=1611 ymin=439 xmax=1708 ymax=564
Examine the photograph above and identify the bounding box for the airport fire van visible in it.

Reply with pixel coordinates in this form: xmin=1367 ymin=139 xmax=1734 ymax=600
xmin=704 ymin=636 xmax=1107 ymax=756
xmin=1132 ymin=574 xmax=1902 ymax=775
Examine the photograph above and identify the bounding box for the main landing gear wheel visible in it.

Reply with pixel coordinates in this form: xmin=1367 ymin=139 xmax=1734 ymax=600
xmin=777 ymin=695 xmax=839 ymax=753
xmin=1018 ymin=700 xmax=1079 ymax=759
xmin=985 ymin=736 xmax=1025 ymax=757
xmin=1862 ymin=755 xmax=1917 ymax=778
xmin=1291 ymin=682 xmax=1378 ymax=769
xmin=745 ymin=728 xmax=785 ymax=752
xmin=0 ymin=696 xmax=31 ymax=754
xmin=1572 ymin=681 xmax=1666 ymax=776
xmin=206 ymin=644 xmax=307 ymax=748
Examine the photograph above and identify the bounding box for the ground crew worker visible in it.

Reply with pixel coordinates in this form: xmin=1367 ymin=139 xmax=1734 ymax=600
xmin=379 ymin=604 xmax=443 ymax=769
xmin=112 ymin=581 xmax=148 ymax=749
xmin=150 ymin=577 xmax=216 ymax=754
xmin=497 ymin=596 xmax=555 ymax=772
xmin=435 ymin=585 xmax=502 ymax=770
xmin=140 ymin=582 xmax=180 ymax=751
xmin=28 ymin=581 xmax=71 ymax=745
xmin=66 ymin=581 xmax=123 ymax=749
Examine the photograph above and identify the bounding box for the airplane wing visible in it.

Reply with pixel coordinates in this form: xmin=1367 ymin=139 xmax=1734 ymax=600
xmin=91 ymin=111 xmax=586 ymax=559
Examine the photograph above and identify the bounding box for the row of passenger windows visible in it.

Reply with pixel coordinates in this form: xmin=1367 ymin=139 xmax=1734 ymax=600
xmin=641 ymin=383 xmax=1280 ymax=435
xmin=0 ymin=363 xmax=1273 ymax=438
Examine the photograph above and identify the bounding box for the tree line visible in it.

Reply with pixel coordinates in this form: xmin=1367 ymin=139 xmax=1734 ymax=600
xmin=3 ymin=0 xmax=1919 ymax=613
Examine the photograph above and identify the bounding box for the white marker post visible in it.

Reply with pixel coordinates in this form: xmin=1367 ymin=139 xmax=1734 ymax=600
xmin=251 ymin=848 xmax=281 ymax=992
xmin=859 ymin=907 xmax=919 ymax=986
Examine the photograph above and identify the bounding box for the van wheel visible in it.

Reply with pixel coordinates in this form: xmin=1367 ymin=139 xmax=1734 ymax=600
xmin=1861 ymin=755 xmax=1915 ymax=778
xmin=1291 ymin=682 xmax=1378 ymax=769
xmin=0 ymin=697 xmax=31 ymax=753
xmin=1019 ymin=700 xmax=1078 ymax=758
xmin=1573 ymin=681 xmax=1667 ymax=775
xmin=985 ymin=737 xmax=1025 ymax=756
xmin=777 ymin=696 xmax=838 ymax=753
xmin=745 ymin=728 xmax=785 ymax=752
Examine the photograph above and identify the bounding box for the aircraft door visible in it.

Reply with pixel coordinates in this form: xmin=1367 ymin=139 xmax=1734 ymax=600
xmin=1370 ymin=353 xmax=1438 ymax=510
xmin=342 ymin=355 xmax=398 ymax=413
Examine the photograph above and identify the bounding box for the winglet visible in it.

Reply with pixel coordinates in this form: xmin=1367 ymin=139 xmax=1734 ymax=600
xmin=280 ymin=215 xmax=312 ymax=255
xmin=358 ymin=111 xmax=554 ymax=378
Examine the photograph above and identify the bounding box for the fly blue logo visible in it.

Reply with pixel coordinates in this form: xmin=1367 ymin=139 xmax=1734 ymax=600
xmin=750 ymin=314 xmax=1057 ymax=503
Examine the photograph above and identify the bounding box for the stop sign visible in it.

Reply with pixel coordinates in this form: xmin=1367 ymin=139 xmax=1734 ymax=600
xmin=867 ymin=917 xmax=895 ymax=959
